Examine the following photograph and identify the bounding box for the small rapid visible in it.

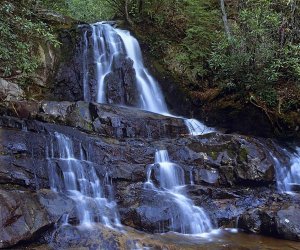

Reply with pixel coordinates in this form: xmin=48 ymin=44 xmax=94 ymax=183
xmin=184 ymin=118 xmax=215 ymax=136
xmin=273 ymin=147 xmax=300 ymax=193
xmin=47 ymin=132 xmax=121 ymax=227
xmin=145 ymin=150 xmax=212 ymax=234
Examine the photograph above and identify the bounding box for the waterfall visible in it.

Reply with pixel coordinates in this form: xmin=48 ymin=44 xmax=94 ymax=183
xmin=114 ymin=29 xmax=169 ymax=115
xmin=47 ymin=132 xmax=121 ymax=227
xmin=289 ymin=148 xmax=300 ymax=185
xmin=273 ymin=147 xmax=300 ymax=192
xmin=145 ymin=150 xmax=212 ymax=234
xmin=81 ymin=22 xmax=213 ymax=135
xmin=82 ymin=23 xmax=168 ymax=114
xmin=82 ymin=30 xmax=90 ymax=102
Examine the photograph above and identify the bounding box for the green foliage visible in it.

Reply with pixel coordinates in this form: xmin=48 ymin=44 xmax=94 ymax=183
xmin=0 ymin=0 xmax=59 ymax=81
xmin=41 ymin=0 xmax=114 ymax=22
xmin=176 ymin=0 xmax=220 ymax=80
xmin=130 ymin=0 xmax=220 ymax=84
xmin=209 ymin=0 xmax=300 ymax=107
xmin=258 ymin=89 xmax=278 ymax=108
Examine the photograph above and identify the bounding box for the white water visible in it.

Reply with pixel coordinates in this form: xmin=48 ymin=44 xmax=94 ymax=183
xmin=82 ymin=23 xmax=168 ymax=114
xmin=82 ymin=30 xmax=90 ymax=102
xmin=289 ymin=148 xmax=300 ymax=184
xmin=273 ymin=147 xmax=300 ymax=192
xmin=82 ymin=22 xmax=213 ymax=135
xmin=184 ymin=118 xmax=215 ymax=136
xmin=146 ymin=150 xmax=212 ymax=234
xmin=115 ymin=29 xmax=169 ymax=115
xmin=47 ymin=132 xmax=121 ymax=227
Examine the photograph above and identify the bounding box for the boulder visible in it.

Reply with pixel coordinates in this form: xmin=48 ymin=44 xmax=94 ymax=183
xmin=238 ymin=203 xmax=300 ymax=241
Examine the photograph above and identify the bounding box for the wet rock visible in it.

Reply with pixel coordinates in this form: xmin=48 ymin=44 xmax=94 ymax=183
xmin=105 ymin=54 xmax=138 ymax=106
xmin=238 ymin=209 xmax=262 ymax=234
xmin=0 ymin=127 xmax=49 ymax=189
xmin=185 ymin=133 xmax=276 ymax=186
xmin=0 ymin=101 xmax=187 ymax=139
xmin=0 ymin=156 xmax=49 ymax=189
xmin=133 ymin=189 xmax=184 ymax=233
xmin=0 ymin=113 xmax=296 ymax=242
xmin=238 ymin=204 xmax=300 ymax=241
xmin=276 ymin=206 xmax=300 ymax=241
xmin=40 ymin=101 xmax=71 ymax=120
xmin=6 ymin=143 xmax=27 ymax=154
xmin=0 ymin=114 xmax=279 ymax=189
xmin=37 ymin=189 xmax=76 ymax=222
xmin=290 ymin=183 xmax=300 ymax=192
xmin=51 ymin=25 xmax=87 ymax=102
xmin=0 ymin=189 xmax=51 ymax=248
xmin=199 ymin=168 xmax=219 ymax=184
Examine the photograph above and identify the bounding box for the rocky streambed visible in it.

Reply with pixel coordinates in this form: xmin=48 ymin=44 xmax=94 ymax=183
xmin=0 ymin=100 xmax=299 ymax=249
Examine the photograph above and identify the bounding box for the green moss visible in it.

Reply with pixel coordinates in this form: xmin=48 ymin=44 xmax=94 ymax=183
xmin=14 ymin=154 xmax=23 ymax=159
xmin=85 ymin=122 xmax=93 ymax=131
xmin=208 ymin=151 xmax=218 ymax=160
xmin=239 ymin=147 xmax=248 ymax=162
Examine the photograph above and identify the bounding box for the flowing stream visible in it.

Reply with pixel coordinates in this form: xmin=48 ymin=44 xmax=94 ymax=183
xmin=145 ymin=150 xmax=212 ymax=234
xmin=47 ymin=132 xmax=121 ymax=227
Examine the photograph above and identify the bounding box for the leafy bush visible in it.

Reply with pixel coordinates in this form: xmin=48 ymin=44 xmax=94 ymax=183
xmin=130 ymin=0 xmax=219 ymax=84
xmin=0 ymin=0 xmax=59 ymax=82
xmin=176 ymin=0 xmax=219 ymax=80
xmin=209 ymin=0 xmax=300 ymax=109
xmin=41 ymin=0 xmax=114 ymax=22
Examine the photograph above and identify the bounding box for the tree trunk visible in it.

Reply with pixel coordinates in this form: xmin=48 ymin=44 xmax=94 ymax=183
xmin=220 ymin=0 xmax=232 ymax=40
xmin=137 ymin=0 xmax=143 ymax=13
xmin=125 ymin=0 xmax=133 ymax=26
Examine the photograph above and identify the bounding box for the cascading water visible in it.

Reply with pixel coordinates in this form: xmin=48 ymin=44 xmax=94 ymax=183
xmin=289 ymin=148 xmax=300 ymax=185
xmin=184 ymin=118 xmax=215 ymax=136
xmin=47 ymin=132 xmax=121 ymax=227
xmin=115 ymin=29 xmax=169 ymax=115
xmin=145 ymin=150 xmax=212 ymax=234
xmin=82 ymin=23 xmax=168 ymax=114
xmin=82 ymin=30 xmax=90 ymax=102
xmin=82 ymin=22 xmax=213 ymax=135
xmin=273 ymin=147 xmax=300 ymax=192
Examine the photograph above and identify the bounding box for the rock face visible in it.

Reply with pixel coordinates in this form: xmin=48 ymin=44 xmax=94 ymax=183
xmin=0 ymin=78 xmax=24 ymax=101
xmin=0 ymin=103 xmax=299 ymax=248
xmin=0 ymin=101 xmax=187 ymax=139
xmin=105 ymin=54 xmax=138 ymax=106
xmin=0 ymin=189 xmax=50 ymax=248
xmin=1 ymin=15 xmax=299 ymax=249
xmin=52 ymin=27 xmax=85 ymax=101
